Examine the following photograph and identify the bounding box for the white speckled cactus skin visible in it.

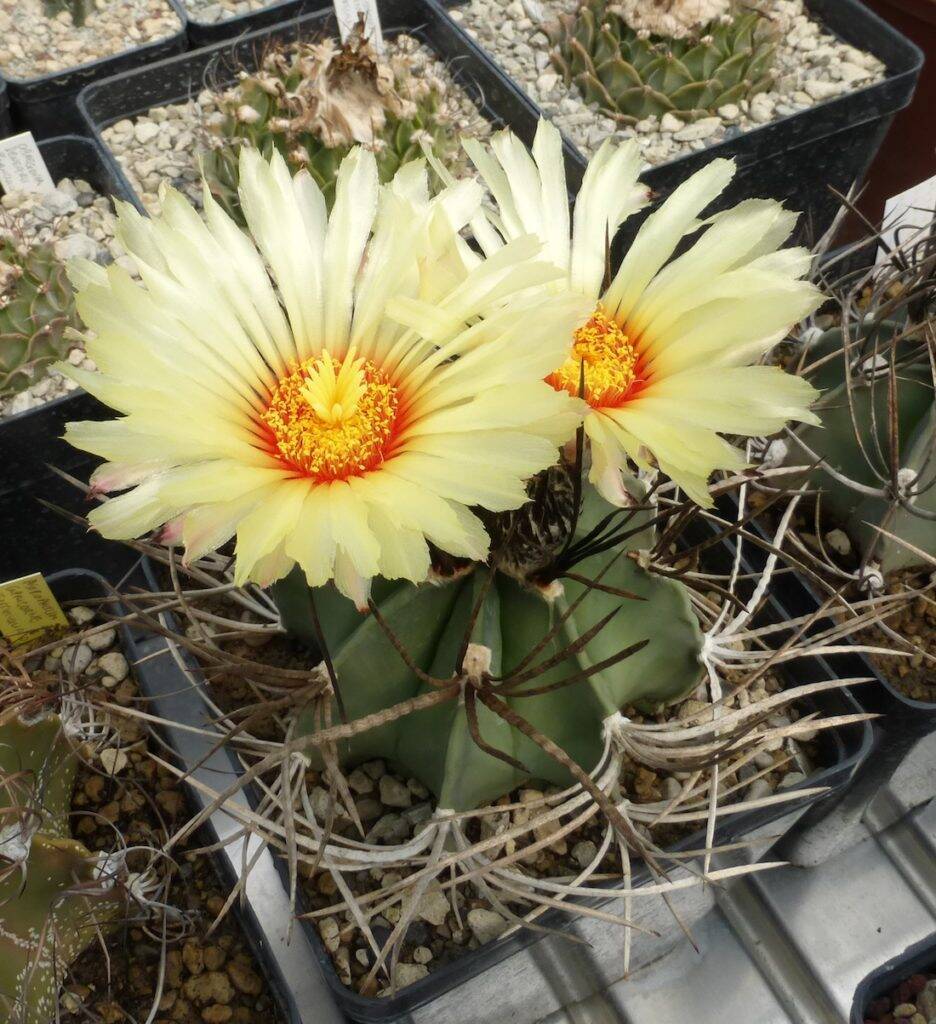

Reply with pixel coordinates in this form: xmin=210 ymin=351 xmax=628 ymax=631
xmin=0 ymin=710 xmax=122 ymax=1024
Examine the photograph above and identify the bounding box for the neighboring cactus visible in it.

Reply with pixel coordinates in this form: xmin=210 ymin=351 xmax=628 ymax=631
xmin=0 ymin=235 xmax=77 ymax=400
xmin=546 ymin=0 xmax=777 ymax=124
xmin=42 ymin=0 xmax=92 ymax=26
xmin=274 ymin=484 xmax=703 ymax=811
xmin=201 ymin=29 xmax=470 ymax=222
xmin=0 ymin=708 xmax=122 ymax=1024
xmin=792 ymin=320 xmax=935 ymax=573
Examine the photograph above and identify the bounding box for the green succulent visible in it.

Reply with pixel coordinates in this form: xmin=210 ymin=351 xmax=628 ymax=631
xmin=0 ymin=708 xmax=123 ymax=1024
xmin=0 ymin=236 xmax=77 ymax=401
xmin=792 ymin=320 xmax=935 ymax=573
xmin=273 ymin=484 xmax=703 ymax=812
xmin=42 ymin=0 xmax=92 ymax=27
xmin=546 ymin=0 xmax=777 ymax=124
xmin=201 ymin=33 xmax=468 ymax=224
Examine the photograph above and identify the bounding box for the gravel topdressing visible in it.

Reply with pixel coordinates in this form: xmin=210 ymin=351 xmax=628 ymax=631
xmin=451 ymin=0 xmax=886 ymax=166
xmin=0 ymin=0 xmax=181 ymax=80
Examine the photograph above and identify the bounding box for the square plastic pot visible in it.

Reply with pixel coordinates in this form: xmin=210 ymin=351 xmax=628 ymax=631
xmin=128 ymin=530 xmax=874 ymax=1024
xmin=0 ymin=0 xmax=188 ymax=139
xmin=430 ymin=0 xmax=924 ymax=248
xmin=0 ymin=135 xmax=144 ymax=583
xmin=77 ymin=0 xmax=563 ymax=209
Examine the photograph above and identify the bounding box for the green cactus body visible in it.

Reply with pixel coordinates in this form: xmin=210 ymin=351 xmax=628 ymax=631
xmin=546 ymin=0 xmax=776 ymax=124
xmin=0 ymin=237 xmax=76 ymax=400
xmin=42 ymin=0 xmax=92 ymax=26
xmin=794 ymin=324 xmax=936 ymax=570
xmin=0 ymin=710 xmax=75 ymax=837
xmin=0 ymin=710 xmax=121 ymax=1024
xmin=201 ymin=37 xmax=466 ymax=223
xmin=0 ymin=836 xmax=116 ymax=1024
xmin=275 ymin=487 xmax=703 ymax=811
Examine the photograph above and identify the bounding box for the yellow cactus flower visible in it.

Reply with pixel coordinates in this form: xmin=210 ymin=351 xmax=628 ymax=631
xmin=463 ymin=120 xmax=823 ymax=507
xmin=60 ymin=148 xmax=588 ymax=605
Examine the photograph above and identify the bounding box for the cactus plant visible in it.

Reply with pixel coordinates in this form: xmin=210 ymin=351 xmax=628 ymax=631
xmin=0 ymin=708 xmax=122 ymax=1024
xmin=274 ymin=483 xmax=704 ymax=811
xmin=546 ymin=0 xmax=777 ymax=124
xmin=42 ymin=0 xmax=92 ymax=26
xmin=0 ymin=235 xmax=77 ymax=400
xmin=201 ymin=29 xmax=471 ymax=223
xmin=792 ymin=320 xmax=935 ymax=573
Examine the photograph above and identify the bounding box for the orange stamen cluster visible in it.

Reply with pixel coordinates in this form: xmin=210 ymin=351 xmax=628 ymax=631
xmin=262 ymin=351 xmax=401 ymax=481
xmin=547 ymin=305 xmax=645 ymax=409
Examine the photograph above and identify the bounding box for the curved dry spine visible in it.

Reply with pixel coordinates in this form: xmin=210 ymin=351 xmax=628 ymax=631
xmin=98 ymin=495 xmax=880 ymax=990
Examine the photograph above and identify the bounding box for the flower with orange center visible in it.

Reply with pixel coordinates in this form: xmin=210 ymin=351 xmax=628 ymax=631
xmin=547 ymin=306 xmax=644 ymax=409
xmin=60 ymin=147 xmax=588 ymax=604
xmin=463 ymin=121 xmax=822 ymax=507
xmin=262 ymin=351 xmax=403 ymax=481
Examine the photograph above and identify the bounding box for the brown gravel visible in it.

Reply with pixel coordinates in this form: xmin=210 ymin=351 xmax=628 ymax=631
xmin=864 ymin=966 xmax=936 ymax=1023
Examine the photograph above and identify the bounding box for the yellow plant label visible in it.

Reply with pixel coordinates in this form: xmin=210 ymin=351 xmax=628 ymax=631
xmin=0 ymin=573 xmax=69 ymax=648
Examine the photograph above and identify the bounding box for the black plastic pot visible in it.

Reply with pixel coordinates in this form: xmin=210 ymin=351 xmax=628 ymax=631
xmin=432 ymin=0 xmax=924 ymax=248
xmin=130 ymin=536 xmax=873 ymax=1024
xmin=851 ymin=933 xmax=936 ymax=1023
xmin=1 ymin=0 xmax=188 ymax=139
xmin=77 ymin=0 xmax=561 ymax=208
xmin=0 ymin=77 xmax=11 ymax=138
xmin=0 ymin=136 xmax=144 ymax=584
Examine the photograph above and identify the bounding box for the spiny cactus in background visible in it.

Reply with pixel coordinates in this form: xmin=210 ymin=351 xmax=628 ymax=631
xmin=42 ymin=0 xmax=92 ymax=26
xmin=546 ymin=0 xmax=777 ymax=124
xmin=201 ymin=28 xmax=469 ymax=222
xmin=0 ymin=707 xmax=123 ymax=1024
xmin=274 ymin=483 xmax=703 ymax=811
xmin=792 ymin=319 xmax=935 ymax=574
xmin=0 ymin=235 xmax=77 ymax=400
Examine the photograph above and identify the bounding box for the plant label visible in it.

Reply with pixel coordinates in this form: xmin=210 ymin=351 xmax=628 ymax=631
xmin=333 ymin=0 xmax=384 ymax=53
xmin=0 ymin=572 xmax=69 ymax=648
xmin=878 ymin=173 xmax=936 ymax=266
xmin=0 ymin=132 xmax=55 ymax=194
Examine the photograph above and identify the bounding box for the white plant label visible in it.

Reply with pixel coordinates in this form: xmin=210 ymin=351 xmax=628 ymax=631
xmin=877 ymin=172 xmax=936 ymax=266
xmin=333 ymin=0 xmax=384 ymax=52
xmin=0 ymin=131 xmax=55 ymax=194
